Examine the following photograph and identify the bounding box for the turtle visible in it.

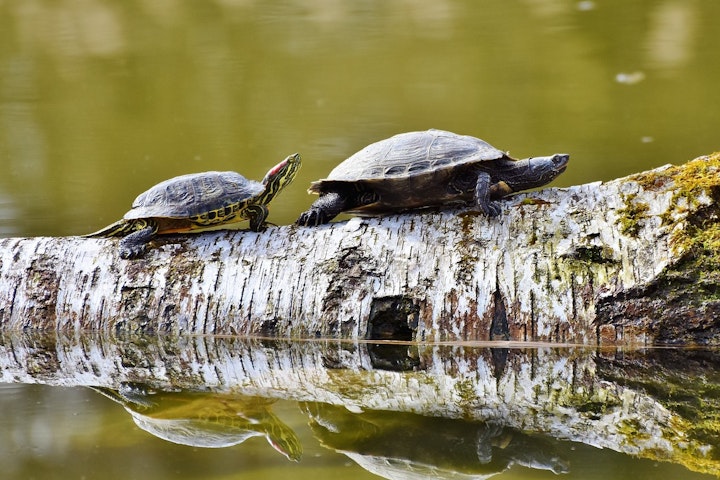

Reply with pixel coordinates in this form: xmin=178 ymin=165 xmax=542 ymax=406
xmin=86 ymin=153 xmax=301 ymax=259
xmin=91 ymin=386 xmax=303 ymax=461
xmin=296 ymin=130 xmax=569 ymax=226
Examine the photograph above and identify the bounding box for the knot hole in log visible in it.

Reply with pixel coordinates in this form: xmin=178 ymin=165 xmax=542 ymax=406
xmin=490 ymin=288 xmax=509 ymax=341
xmin=366 ymin=296 xmax=421 ymax=372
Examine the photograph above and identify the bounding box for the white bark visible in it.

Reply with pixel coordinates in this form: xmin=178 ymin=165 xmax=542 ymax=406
xmin=0 ymin=158 xmax=716 ymax=343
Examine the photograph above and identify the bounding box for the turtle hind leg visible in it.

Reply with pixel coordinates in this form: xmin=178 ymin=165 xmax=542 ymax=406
xmin=296 ymin=192 xmax=348 ymax=226
xmin=119 ymin=225 xmax=157 ymax=259
xmin=474 ymin=172 xmax=501 ymax=217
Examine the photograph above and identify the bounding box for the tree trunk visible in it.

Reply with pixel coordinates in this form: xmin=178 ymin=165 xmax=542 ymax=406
xmin=1 ymin=153 xmax=719 ymax=345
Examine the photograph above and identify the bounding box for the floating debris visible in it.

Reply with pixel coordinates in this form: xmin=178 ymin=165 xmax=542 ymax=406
xmin=615 ymin=71 xmax=646 ymax=85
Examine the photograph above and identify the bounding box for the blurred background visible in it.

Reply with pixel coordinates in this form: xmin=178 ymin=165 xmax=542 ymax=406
xmin=0 ymin=0 xmax=719 ymax=238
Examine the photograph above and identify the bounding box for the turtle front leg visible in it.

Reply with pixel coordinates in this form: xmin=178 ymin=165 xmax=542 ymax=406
xmin=474 ymin=172 xmax=501 ymax=217
xmin=296 ymin=192 xmax=348 ymax=226
xmin=245 ymin=204 xmax=270 ymax=232
xmin=119 ymin=223 xmax=158 ymax=259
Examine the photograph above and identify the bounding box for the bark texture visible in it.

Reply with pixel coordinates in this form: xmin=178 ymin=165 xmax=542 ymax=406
xmin=1 ymin=154 xmax=719 ymax=344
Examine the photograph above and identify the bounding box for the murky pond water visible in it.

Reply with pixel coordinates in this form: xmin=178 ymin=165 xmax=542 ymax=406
xmin=1 ymin=1 xmax=720 ymax=479
xmin=1 ymin=1 xmax=720 ymax=237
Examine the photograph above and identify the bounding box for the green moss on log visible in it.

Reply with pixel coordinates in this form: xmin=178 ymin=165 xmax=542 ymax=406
xmin=617 ymin=193 xmax=650 ymax=237
xmin=596 ymin=153 xmax=720 ymax=345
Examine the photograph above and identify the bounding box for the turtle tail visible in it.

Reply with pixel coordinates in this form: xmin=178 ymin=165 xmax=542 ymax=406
xmin=84 ymin=219 xmax=138 ymax=238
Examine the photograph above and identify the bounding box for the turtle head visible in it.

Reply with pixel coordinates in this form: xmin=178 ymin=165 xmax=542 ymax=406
xmin=260 ymin=153 xmax=302 ymax=202
xmin=505 ymin=153 xmax=569 ymax=191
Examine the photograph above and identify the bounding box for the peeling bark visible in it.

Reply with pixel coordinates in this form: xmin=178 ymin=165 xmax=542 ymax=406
xmin=1 ymin=154 xmax=719 ymax=345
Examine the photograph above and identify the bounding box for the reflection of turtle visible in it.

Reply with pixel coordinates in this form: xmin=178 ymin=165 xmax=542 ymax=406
xmin=92 ymin=385 xmax=302 ymax=461
xmin=301 ymin=402 xmax=568 ymax=478
xmin=297 ymin=130 xmax=569 ymax=225
xmin=86 ymin=153 xmax=301 ymax=258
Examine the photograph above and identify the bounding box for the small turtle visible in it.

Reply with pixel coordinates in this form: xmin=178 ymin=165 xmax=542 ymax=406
xmin=92 ymin=387 xmax=303 ymax=461
xmin=86 ymin=153 xmax=301 ymax=258
xmin=296 ymin=130 xmax=569 ymax=226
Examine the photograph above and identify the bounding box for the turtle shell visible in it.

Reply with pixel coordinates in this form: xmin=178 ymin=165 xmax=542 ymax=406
xmin=124 ymin=171 xmax=263 ymax=220
xmin=312 ymin=129 xmax=507 ymax=189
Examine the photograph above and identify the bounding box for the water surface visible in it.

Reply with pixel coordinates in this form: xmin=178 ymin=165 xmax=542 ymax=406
xmin=1 ymin=335 xmax=719 ymax=480
xmin=1 ymin=1 xmax=719 ymax=236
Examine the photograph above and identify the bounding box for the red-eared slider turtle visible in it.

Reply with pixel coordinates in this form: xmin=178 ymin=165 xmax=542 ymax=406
xmin=87 ymin=153 xmax=301 ymax=258
xmin=296 ymin=130 xmax=569 ymax=226
xmin=92 ymin=387 xmax=302 ymax=461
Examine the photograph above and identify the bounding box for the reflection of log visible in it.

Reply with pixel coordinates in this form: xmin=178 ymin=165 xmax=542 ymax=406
xmin=1 ymin=154 xmax=719 ymax=344
xmin=0 ymin=332 xmax=717 ymax=476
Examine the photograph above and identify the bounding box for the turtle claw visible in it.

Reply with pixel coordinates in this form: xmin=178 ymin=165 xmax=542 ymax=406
xmin=484 ymin=202 xmax=502 ymax=217
xmin=254 ymin=221 xmax=279 ymax=231
xmin=118 ymin=227 xmax=155 ymax=259
xmin=296 ymin=211 xmax=315 ymax=227
xmin=297 ymin=193 xmax=346 ymax=226
xmin=296 ymin=209 xmax=327 ymax=227
xmin=119 ymin=243 xmax=147 ymax=260
xmin=469 ymin=201 xmax=501 ymax=218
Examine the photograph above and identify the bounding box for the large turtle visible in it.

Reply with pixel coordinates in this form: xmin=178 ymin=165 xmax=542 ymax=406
xmin=296 ymin=130 xmax=568 ymax=226
xmin=87 ymin=153 xmax=301 ymax=258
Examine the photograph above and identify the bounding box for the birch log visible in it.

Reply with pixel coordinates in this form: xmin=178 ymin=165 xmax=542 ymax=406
xmin=0 ymin=154 xmax=719 ymax=344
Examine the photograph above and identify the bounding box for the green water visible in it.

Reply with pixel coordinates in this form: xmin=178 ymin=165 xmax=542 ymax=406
xmin=1 ymin=1 xmax=720 ymax=479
